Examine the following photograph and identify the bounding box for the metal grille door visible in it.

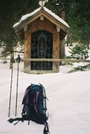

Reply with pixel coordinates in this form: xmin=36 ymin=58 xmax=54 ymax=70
xmin=31 ymin=30 xmax=53 ymax=70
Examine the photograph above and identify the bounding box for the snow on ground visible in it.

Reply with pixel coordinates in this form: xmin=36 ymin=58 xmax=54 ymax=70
xmin=0 ymin=60 xmax=90 ymax=134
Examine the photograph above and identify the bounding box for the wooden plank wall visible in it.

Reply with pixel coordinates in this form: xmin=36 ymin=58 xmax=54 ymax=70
xmin=24 ymin=17 xmax=60 ymax=73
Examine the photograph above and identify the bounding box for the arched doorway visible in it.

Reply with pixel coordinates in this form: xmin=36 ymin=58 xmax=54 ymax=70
xmin=31 ymin=30 xmax=53 ymax=70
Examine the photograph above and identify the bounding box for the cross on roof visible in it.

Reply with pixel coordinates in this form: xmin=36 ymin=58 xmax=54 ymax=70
xmin=39 ymin=0 xmax=46 ymax=8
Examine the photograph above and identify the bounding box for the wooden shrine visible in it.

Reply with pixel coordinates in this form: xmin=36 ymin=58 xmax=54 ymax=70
xmin=13 ymin=5 xmax=69 ymax=74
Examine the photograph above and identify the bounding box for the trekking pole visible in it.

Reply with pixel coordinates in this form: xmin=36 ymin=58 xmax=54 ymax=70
xmin=15 ymin=55 xmax=21 ymax=116
xmin=8 ymin=54 xmax=15 ymax=117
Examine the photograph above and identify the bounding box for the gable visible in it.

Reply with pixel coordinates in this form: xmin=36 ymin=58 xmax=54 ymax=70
xmin=13 ymin=7 xmax=69 ymax=34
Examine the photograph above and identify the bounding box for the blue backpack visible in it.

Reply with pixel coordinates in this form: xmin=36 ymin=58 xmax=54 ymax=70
xmin=22 ymin=83 xmax=49 ymax=134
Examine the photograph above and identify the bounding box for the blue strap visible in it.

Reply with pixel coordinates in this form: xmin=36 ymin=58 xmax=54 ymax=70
xmin=33 ymin=91 xmax=40 ymax=114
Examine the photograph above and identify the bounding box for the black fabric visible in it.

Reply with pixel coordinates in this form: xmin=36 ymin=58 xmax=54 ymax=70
xmin=22 ymin=84 xmax=47 ymax=124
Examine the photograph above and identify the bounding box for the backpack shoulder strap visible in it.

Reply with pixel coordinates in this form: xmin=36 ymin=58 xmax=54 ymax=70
xmin=33 ymin=91 xmax=42 ymax=115
xmin=43 ymin=121 xmax=50 ymax=134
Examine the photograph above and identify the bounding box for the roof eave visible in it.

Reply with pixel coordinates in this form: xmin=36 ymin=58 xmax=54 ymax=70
xmin=14 ymin=7 xmax=69 ymax=33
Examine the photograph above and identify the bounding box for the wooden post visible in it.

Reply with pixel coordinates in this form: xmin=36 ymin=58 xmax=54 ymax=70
xmin=24 ymin=29 xmax=30 ymax=72
xmin=10 ymin=53 xmax=13 ymax=69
